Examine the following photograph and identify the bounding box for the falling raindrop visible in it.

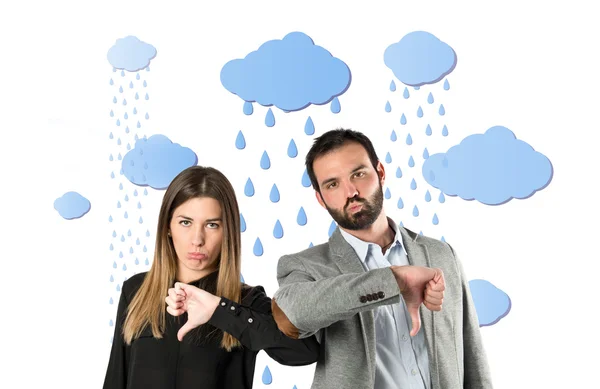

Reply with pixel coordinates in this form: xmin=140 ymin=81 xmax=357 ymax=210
xmin=122 ymin=264 xmax=127 ymax=271
xmin=145 ymin=93 xmax=149 ymax=100
xmin=139 ymin=216 xmax=143 ymax=224
xmin=129 ymin=247 xmax=134 ymax=254
xmin=265 ymin=108 xmax=275 ymax=127
xmin=441 ymin=236 xmax=446 ymax=242
xmin=110 ymin=243 xmax=114 ymax=250
xmin=110 ymin=110 xmax=114 ymax=117
xmin=117 ymin=138 xmax=122 ymax=146
xmin=110 ymin=171 xmax=115 ymax=179
xmin=443 ymin=79 xmax=450 ymax=90
xmin=328 ymin=221 xmax=337 ymax=237
xmin=413 ymin=205 xmax=419 ymax=217
xmin=439 ymin=104 xmax=446 ymax=116
xmin=109 ymin=319 xmax=114 ymax=327
xmin=146 ymin=66 xmax=150 ymax=72
xmin=109 ymin=215 xmax=113 ymax=222
xmin=385 ymin=152 xmax=392 ymax=163
xmin=253 ymin=238 xmax=263 ymax=256
xmin=127 ymin=229 xmax=132 ymax=237
xmin=122 ymin=99 xmax=127 ymax=106
xmin=243 ymin=101 xmax=253 ymax=115
xmin=145 ymin=112 xmax=149 ymax=120
xmin=124 ymin=112 xmax=129 ymax=120
xmin=110 ymin=274 xmax=114 ymax=282
xmin=113 ymin=96 xmax=117 ymax=104
xmin=145 ymin=258 xmax=150 ymax=265
xmin=417 ymin=106 xmax=423 ymax=118
xmin=397 ymin=197 xmax=404 ymax=209
xmin=390 ymin=130 xmax=397 ymax=142
xmin=124 ymin=211 xmax=128 ymax=219
xmin=109 ymin=154 xmax=114 ymax=162
xmin=439 ymin=192 xmax=446 ymax=203
xmin=423 ymin=148 xmax=429 ymax=159
xmin=330 ymin=97 xmax=341 ymax=113
xmin=433 ymin=214 xmax=439 ymax=225
xmin=396 ymin=166 xmax=403 ymax=178
xmin=442 ymin=125 xmax=449 ymax=137
xmin=301 ymin=169 xmax=311 ymax=188
xmin=117 ymin=201 xmax=122 ymax=208
xmin=308 ymin=242 xmax=314 ymax=248
xmin=118 ymin=153 xmax=122 ymax=161
xmin=125 ymin=126 xmax=130 ymax=134
xmin=385 ymin=101 xmax=391 ymax=112
xmin=273 ymin=220 xmax=284 ymax=239
xmin=390 ymin=80 xmax=396 ymax=91
xmin=262 ymin=366 xmax=272 ymax=385
xmin=126 ymin=143 xmax=131 ymax=151
xmin=144 ymin=188 xmax=148 ymax=195
xmin=406 ymin=134 xmax=413 ymax=145
xmin=119 ymin=182 xmax=123 ymax=189
xmin=133 ymin=107 xmax=137 ymax=115
xmin=427 ymin=92 xmax=434 ymax=104
xmin=297 ymin=207 xmax=307 ymax=226
xmin=287 ymin=139 xmax=298 ymax=158
xmin=426 ymin=124 xmax=432 ymax=136
xmin=109 ymin=78 xmax=114 ymax=85
xmin=403 ymin=87 xmax=410 ymax=99
xmin=400 ymin=114 xmax=407 ymax=125
xmin=136 ymin=73 xmax=140 ymax=80
xmin=408 ymin=156 xmax=415 ymax=167
xmin=112 ymin=261 xmax=117 ymax=268
xmin=425 ymin=190 xmax=431 ymax=202
xmin=129 ymin=81 xmax=134 ymax=89
xmin=414 ymin=86 xmax=420 ymax=90
xmin=116 ymin=119 xmax=121 ymax=127
xmin=137 ymin=121 xmax=141 ymax=128
xmin=120 ymin=235 xmax=125 ymax=242
xmin=109 ymin=297 xmax=113 ymax=305
xmin=137 ymin=202 xmax=141 ymax=209
xmin=146 ymin=230 xmax=150 ymax=237
xmin=385 ymin=188 xmax=391 ymax=199
xmin=120 ymin=70 xmax=125 ymax=77
xmin=260 ymin=151 xmax=271 ymax=169
xmin=410 ymin=178 xmax=417 ymax=190
xmin=134 ymin=189 xmax=138 ymax=196
xmin=304 ymin=117 xmax=315 ymax=135
xmin=269 ymin=184 xmax=280 ymax=203
xmin=244 ymin=178 xmax=255 ymax=197
xmin=109 ymin=132 xmax=114 ymax=140
xmin=143 ymin=245 xmax=147 ymax=253
xmin=119 ymin=251 xmax=123 ymax=259
xmin=135 ymin=258 xmax=139 ymax=265
xmin=143 ymin=80 xmax=147 ymax=87
xmin=119 ymin=86 xmax=123 ymax=93
xmin=240 ymin=213 xmax=246 ymax=232
xmin=136 ymin=238 xmax=140 ymax=245
xmin=112 ymin=230 xmax=117 ymax=238
xmin=135 ymin=92 xmax=139 ymax=100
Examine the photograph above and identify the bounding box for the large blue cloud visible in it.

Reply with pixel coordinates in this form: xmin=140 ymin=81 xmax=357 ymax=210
xmin=469 ymin=279 xmax=511 ymax=327
xmin=384 ymin=31 xmax=456 ymax=86
xmin=220 ymin=32 xmax=351 ymax=111
xmin=54 ymin=191 xmax=91 ymax=220
xmin=107 ymin=36 xmax=157 ymax=72
xmin=122 ymin=134 xmax=197 ymax=190
xmin=422 ymin=126 xmax=553 ymax=205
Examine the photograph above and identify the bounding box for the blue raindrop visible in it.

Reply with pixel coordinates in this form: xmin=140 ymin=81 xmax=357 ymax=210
xmin=136 ymin=73 xmax=140 ymax=80
xmin=110 ymin=275 xmax=114 ymax=282
xmin=145 ymin=93 xmax=149 ymax=100
xmin=253 ymin=238 xmax=263 ymax=256
xmin=441 ymin=236 xmax=446 ymax=242
xmin=273 ymin=220 xmax=284 ymax=239
xmin=403 ymin=87 xmax=410 ymax=99
xmin=133 ymin=107 xmax=137 ymax=115
xmin=137 ymin=121 xmax=141 ymax=128
xmin=109 ymin=319 xmax=114 ymax=327
xmin=443 ymin=79 xmax=450 ymax=90
xmin=385 ymin=101 xmax=391 ymax=112
xmin=109 ymin=297 xmax=113 ymax=305
xmin=331 ymin=97 xmax=341 ymax=113
xmin=385 ymin=152 xmax=392 ymax=163
xmin=109 ymin=154 xmax=114 ymax=161
xmin=122 ymin=264 xmax=127 ymax=271
xmin=122 ymin=99 xmax=127 ymax=106
xmin=397 ymin=197 xmax=404 ymax=209
xmin=304 ymin=117 xmax=315 ymax=135
xmin=243 ymin=101 xmax=253 ymax=115
xmin=406 ymin=133 xmax=413 ymax=145
xmin=408 ymin=156 xmax=415 ymax=167
xmin=109 ymin=79 xmax=114 ymax=85
xmin=143 ymin=245 xmax=147 ymax=253
xmin=120 ymin=235 xmax=125 ymax=242
xmin=417 ymin=106 xmax=423 ymax=118
xmin=121 ymin=70 xmax=125 ymax=77
xmin=110 ymin=243 xmax=114 ymax=250
xmin=287 ymin=139 xmax=298 ymax=158
xmin=109 ymin=215 xmax=113 ymax=222
xmin=113 ymin=96 xmax=117 ymax=104
xmin=112 ymin=230 xmax=117 ymax=238
xmin=439 ymin=192 xmax=446 ymax=203
xmin=127 ymin=229 xmax=132 ymax=237
xmin=116 ymin=119 xmax=121 ymax=127
xmin=400 ymin=114 xmax=407 ymax=125
xmin=117 ymin=138 xmax=121 ymax=145
xmin=144 ymin=188 xmax=148 ymax=195
xmin=414 ymin=86 xmax=420 ymax=90
xmin=112 ymin=261 xmax=117 ymax=268
xmin=126 ymin=143 xmax=131 ymax=150
xmin=297 ymin=207 xmax=307 ymax=226
xmin=139 ymin=217 xmax=143 ymax=224
xmin=427 ymin=92 xmax=434 ymax=104
xmin=145 ymin=258 xmax=150 ymax=265
xmin=396 ymin=166 xmax=403 ymax=178
xmin=124 ymin=112 xmax=128 ymax=120
xmin=385 ymin=188 xmax=391 ymax=199
xmin=426 ymin=124 xmax=432 ymax=136
xmin=137 ymin=202 xmax=141 ymax=209
xmin=301 ymin=169 xmax=311 ymax=188
xmin=146 ymin=66 xmax=150 ymax=72
xmin=124 ymin=211 xmax=128 ymax=219
xmin=265 ymin=108 xmax=275 ymax=127
xmin=135 ymin=258 xmax=139 ymax=265
xmin=262 ymin=366 xmax=272 ymax=385
xmin=423 ymin=148 xmax=429 ymax=159
xmin=119 ymin=251 xmax=123 ymax=259
xmin=129 ymin=247 xmax=134 ymax=254
xmin=442 ymin=125 xmax=449 ymax=137
xmin=143 ymin=80 xmax=147 ymax=87
xmin=308 ymin=242 xmax=314 ymax=248
xmin=134 ymin=92 xmax=139 ymax=100
xmin=390 ymin=130 xmax=397 ymax=142
xmin=425 ymin=190 xmax=432 ymax=202
xmin=119 ymin=86 xmax=123 ymax=93
xmin=129 ymin=81 xmax=134 ymax=89
xmin=118 ymin=153 xmax=122 ymax=161
xmin=110 ymin=110 xmax=114 ymax=117
xmin=244 ymin=178 xmax=255 ymax=197
xmin=413 ymin=205 xmax=419 ymax=217
xmin=433 ymin=214 xmax=439 ymax=225
xmin=240 ymin=214 xmax=246 ymax=232
xmin=109 ymin=132 xmax=114 ymax=139
xmin=134 ymin=189 xmax=138 ymax=196
xmin=410 ymin=178 xmax=417 ymax=190
xmin=145 ymin=113 xmax=149 ymax=120
xmin=269 ymin=184 xmax=280 ymax=203
xmin=260 ymin=151 xmax=271 ymax=169
xmin=125 ymin=126 xmax=130 ymax=134
xmin=111 ymin=171 xmax=115 ymax=179
xmin=439 ymin=104 xmax=446 ymax=115
xmin=146 ymin=230 xmax=150 ymax=237
xmin=117 ymin=201 xmax=121 ymax=208
xmin=119 ymin=182 xmax=123 ymax=189
xmin=328 ymin=221 xmax=337 ymax=237
xmin=136 ymin=238 xmax=140 ymax=245
xmin=390 ymin=80 xmax=396 ymax=91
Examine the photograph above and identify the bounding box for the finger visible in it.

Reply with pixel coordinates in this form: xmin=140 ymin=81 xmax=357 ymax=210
xmin=425 ymin=289 xmax=444 ymax=300
xmin=408 ymin=306 xmax=422 ymax=337
xmin=166 ymin=306 xmax=185 ymax=317
xmin=165 ymin=296 xmax=184 ymax=309
xmin=168 ymin=289 xmax=185 ymax=302
xmin=429 ymin=278 xmax=446 ymax=292
xmin=178 ymin=321 xmax=197 ymax=342
xmin=424 ymin=294 xmax=443 ymax=306
xmin=424 ymin=300 xmax=443 ymax=312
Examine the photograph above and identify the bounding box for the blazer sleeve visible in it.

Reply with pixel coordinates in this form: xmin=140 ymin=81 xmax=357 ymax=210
xmin=272 ymin=253 xmax=401 ymax=338
xmin=207 ymin=285 xmax=319 ymax=366
xmin=450 ymin=245 xmax=494 ymax=389
xmin=102 ymin=288 xmax=130 ymax=389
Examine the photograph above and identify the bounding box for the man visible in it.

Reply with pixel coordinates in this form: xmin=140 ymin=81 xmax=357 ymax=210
xmin=271 ymin=128 xmax=492 ymax=389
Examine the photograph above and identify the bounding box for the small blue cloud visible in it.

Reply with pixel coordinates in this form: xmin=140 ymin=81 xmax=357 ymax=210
xmin=221 ymin=32 xmax=351 ymax=112
xmin=122 ymin=134 xmax=197 ymax=190
xmin=384 ymin=31 xmax=456 ymax=86
xmin=54 ymin=192 xmax=91 ymax=220
xmin=422 ymin=126 xmax=553 ymax=205
xmin=107 ymin=36 xmax=157 ymax=72
xmin=469 ymin=279 xmax=511 ymax=327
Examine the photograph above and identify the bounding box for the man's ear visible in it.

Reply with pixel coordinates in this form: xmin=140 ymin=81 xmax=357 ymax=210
xmin=315 ymin=190 xmax=326 ymax=209
xmin=376 ymin=161 xmax=386 ymax=186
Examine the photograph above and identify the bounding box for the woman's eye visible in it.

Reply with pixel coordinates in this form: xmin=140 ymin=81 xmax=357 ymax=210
xmin=180 ymin=220 xmax=191 ymax=226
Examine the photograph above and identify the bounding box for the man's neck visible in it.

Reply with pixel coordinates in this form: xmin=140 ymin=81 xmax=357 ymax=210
xmin=340 ymin=212 xmax=395 ymax=249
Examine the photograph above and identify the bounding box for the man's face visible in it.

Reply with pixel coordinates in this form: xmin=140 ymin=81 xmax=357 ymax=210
xmin=313 ymin=142 xmax=385 ymax=230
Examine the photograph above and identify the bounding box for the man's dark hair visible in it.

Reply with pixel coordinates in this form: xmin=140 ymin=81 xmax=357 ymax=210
xmin=305 ymin=128 xmax=379 ymax=192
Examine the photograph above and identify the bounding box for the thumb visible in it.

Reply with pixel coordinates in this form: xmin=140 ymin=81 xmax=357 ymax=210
xmin=408 ymin=305 xmax=421 ymax=337
xmin=178 ymin=320 xmax=195 ymax=342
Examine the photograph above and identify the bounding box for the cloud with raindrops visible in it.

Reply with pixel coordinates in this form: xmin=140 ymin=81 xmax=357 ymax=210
xmin=469 ymin=279 xmax=511 ymax=326
xmin=122 ymin=134 xmax=198 ymax=190
xmin=220 ymin=31 xmax=351 ymax=121
xmin=54 ymin=191 xmax=91 ymax=219
xmin=422 ymin=126 xmax=553 ymax=205
xmin=107 ymin=36 xmax=157 ymax=72
xmin=384 ymin=31 xmax=457 ymax=86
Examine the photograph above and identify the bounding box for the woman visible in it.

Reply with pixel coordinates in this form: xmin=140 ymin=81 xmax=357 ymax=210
xmin=103 ymin=166 xmax=319 ymax=389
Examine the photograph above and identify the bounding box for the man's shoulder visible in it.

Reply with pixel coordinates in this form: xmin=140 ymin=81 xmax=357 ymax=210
xmin=281 ymin=241 xmax=332 ymax=261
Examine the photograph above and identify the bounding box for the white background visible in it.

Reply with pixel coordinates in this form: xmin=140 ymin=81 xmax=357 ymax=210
xmin=1 ymin=1 xmax=599 ymax=388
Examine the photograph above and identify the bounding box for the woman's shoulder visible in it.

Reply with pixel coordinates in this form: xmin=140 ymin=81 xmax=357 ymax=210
xmin=122 ymin=272 xmax=148 ymax=299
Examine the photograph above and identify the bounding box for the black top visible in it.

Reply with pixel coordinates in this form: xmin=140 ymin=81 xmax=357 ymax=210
xmin=103 ymin=271 xmax=319 ymax=389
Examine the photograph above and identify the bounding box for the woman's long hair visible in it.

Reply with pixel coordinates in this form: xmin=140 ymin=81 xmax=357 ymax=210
xmin=122 ymin=166 xmax=242 ymax=351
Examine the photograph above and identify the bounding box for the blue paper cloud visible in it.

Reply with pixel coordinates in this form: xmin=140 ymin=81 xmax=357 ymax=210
xmin=422 ymin=126 xmax=553 ymax=205
xmin=469 ymin=279 xmax=511 ymax=326
xmin=384 ymin=31 xmax=456 ymax=86
xmin=122 ymin=134 xmax=198 ymax=190
xmin=54 ymin=192 xmax=91 ymax=220
xmin=221 ymin=32 xmax=351 ymax=111
xmin=107 ymin=36 xmax=157 ymax=71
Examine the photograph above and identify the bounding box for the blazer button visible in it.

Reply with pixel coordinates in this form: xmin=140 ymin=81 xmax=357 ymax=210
xmin=366 ymin=294 xmax=373 ymax=302
xmin=372 ymin=293 xmax=379 ymax=301
xmin=360 ymin=296 xmax=367 ymax=303
xmin=378 ymin=291 xmax=385 ymax=299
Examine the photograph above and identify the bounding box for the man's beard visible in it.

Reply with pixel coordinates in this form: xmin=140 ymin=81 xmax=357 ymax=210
xmin=324 ymin=183 xmax=384 ymax=231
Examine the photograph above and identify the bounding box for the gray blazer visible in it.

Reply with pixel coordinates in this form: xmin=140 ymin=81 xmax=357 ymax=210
xmin=274 ymin=227 xmax=493 ymax=389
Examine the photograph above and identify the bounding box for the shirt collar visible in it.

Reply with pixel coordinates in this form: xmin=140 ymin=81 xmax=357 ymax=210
xmin=339 ymin=217 xmax=407 ymax=264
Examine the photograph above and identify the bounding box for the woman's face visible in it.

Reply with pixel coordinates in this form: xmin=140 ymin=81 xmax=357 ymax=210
xmin=169 ymin=196 xmax=224 ymax=283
